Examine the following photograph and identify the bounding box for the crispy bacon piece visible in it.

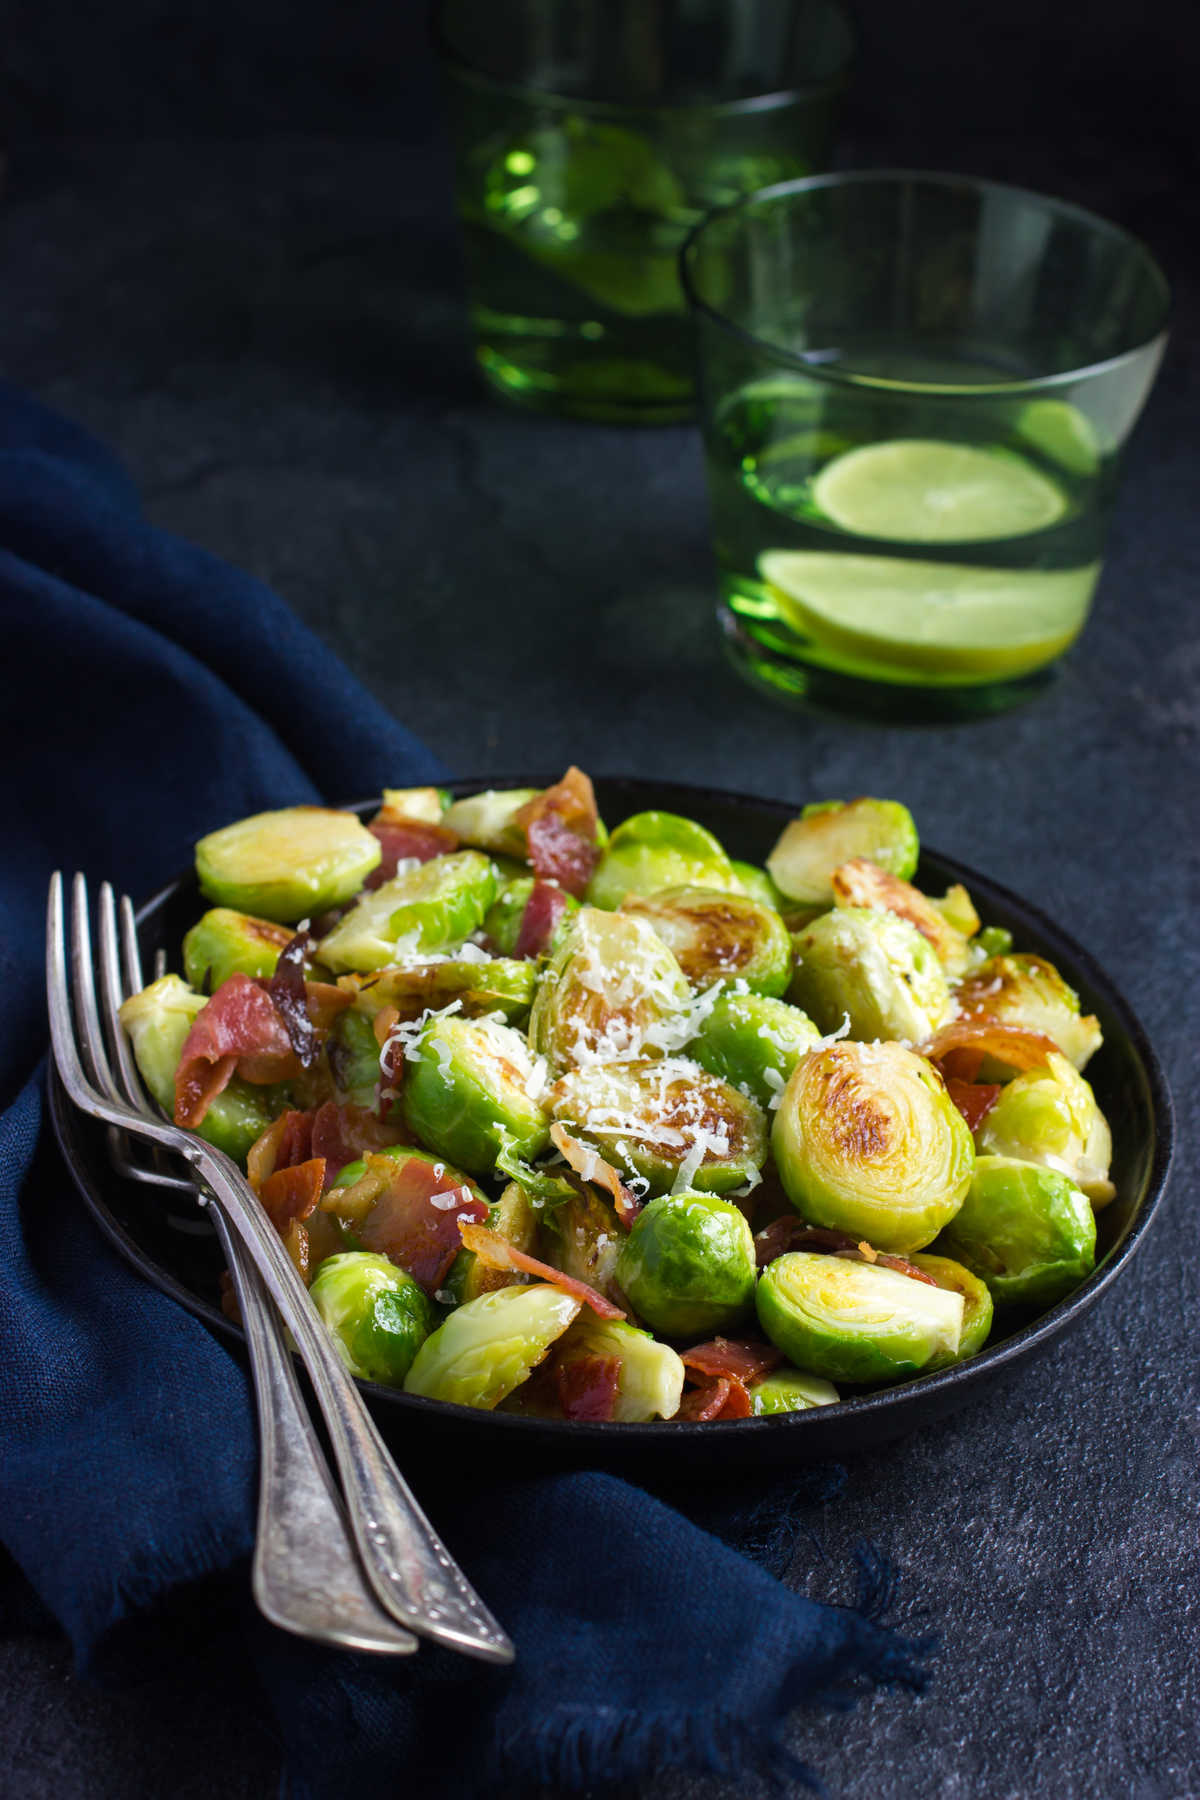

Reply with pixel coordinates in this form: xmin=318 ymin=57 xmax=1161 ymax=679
xmin=352 ymin=1156 xmax=489 ymax=1294
xmin=679 ymin=1375 xmax=754 ymax=1421
xmin=259 ymin=1158 xmax=326 ymax=1233
xmin=515 ymin=767 xmax=600 ymax=898
xmin=946 ymin=1076 xmax=1002 ymax=1132
xmin=268 ymin=931 xmax=319 ymax=1066
xmin=247 ymin=1109 xmax=315 ymax=1193
xmin=556 ymin=1353 xmax=622 ymax=1423
xmin=921 ymin=1020 xmax=1060 ymax=1085
xmin=548 ymin=1123 xmax=642 ymax=1227
xmin=457 ymin=1220 xmax=625 ymax=1319
xmin=682 ymin=1337 xmax=783 ymax=1386
xmin=175 ymin=973 xmax=298 ymax=1127
xmin=513 ymin=879 xmax=570 ymax=959
xmin=365 ymin=816 xmax=459 ymax=888
xmin=246 ymin=1101 xmax=397 ymax=1193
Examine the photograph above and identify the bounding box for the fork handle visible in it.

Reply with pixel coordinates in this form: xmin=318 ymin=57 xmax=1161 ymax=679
xmin=196 ymin=1150 xmax=513 ymax=1663
xmin=205 ymin=1202 xmax=417 ymax=1656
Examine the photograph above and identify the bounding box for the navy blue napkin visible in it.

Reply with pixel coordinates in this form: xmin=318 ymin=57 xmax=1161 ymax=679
xmin=0 ymin=381 xmax=930 ymax=1796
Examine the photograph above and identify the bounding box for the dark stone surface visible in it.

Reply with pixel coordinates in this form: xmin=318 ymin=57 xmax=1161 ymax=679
xmin=1 ymin=9 xmax=1198 ymax=1794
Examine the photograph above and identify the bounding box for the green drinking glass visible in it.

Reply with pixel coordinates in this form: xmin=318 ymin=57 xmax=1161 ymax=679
xmin=434 ymin=0 xmax=853 ymax=423
xmin=681 ymin=171 xmax=1170 ymax=717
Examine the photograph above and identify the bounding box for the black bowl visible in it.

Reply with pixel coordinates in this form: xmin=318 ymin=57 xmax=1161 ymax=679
xmin=50 ymin=776 xmax=1174 ymax=1473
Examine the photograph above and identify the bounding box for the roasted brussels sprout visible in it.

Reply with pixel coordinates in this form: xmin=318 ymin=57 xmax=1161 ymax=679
xmin=379 ymin=786 xmax=450 ymax=824
xmin=403 ymin=1284 xmax=581 ymax=1408
xmin=931 ymin=883 xmax=981 ymax=938
xmin=687 ymin=992 xmax=822 ymax=1109
xmin=119 ymin=975 xmax=280 ymax=1162
xmin=441 ymin=1181 xmax=538 ymax=1306
xmin=976 ymin=1052 xmax=1114 ymax=1204
xmin=756 ymin=1250 xmax=964 ymax=1382
xmin=789 ymin=906 xmax=952 ymax=1043
xmin=195 ymin=806 xmax=381 ymax=922
xmin=327 ymin=1006 xmax=382 ymax=1109
xmin=527 ymin=907 xmax=692 ymax=1071
xmin=537 ymin=1182 xmax=624 ymax=1298
xmin=937 ymin=1155 xmax=1097 ymax=1305
xmin=954 ymin=954 xmax=1102 ymax=1070
xmin=748 ymin=1369 xmax=840 ymax=1414
xmin=549 ymin=1059 xmax=768 ymax=1197
xmin=182 ymin=908 xmax=296 ymax=991
xmin=309 ymin=1251 xmax=436 ymax=1385
xmin=766 ymin=799 xmax=919 ymax=909
xmin=556 ymin=1315 xmax=686 ymax=1421
xmin=442 ymin=787 xmax=542 ymax=856
xmin=317 ymin=851 xmax=498 ymax=973
xmin=618 ymin=885 xmax=793 ymax=998
xmin=907 ymin=1253 xmax=994 ymax=1363
xmin=831 ymin=859 xmax=970 ymax=975
xmin=483 ymin=876 xmax=580 ymax=957
xmin=587 ymin=811 xmax=741 ymax=910
xmin=730 ymin=860 xmax=788 ymax=912
xmin=615 ymin=1191 xmax=757 ymax=1337
xmin=772 ymin=1041 xmax=974 ymax=1252
xmin=402 ymin=1013 xmax=550 ymax=1175
xmin=339 ymin=956 xmax=537 ymax=1025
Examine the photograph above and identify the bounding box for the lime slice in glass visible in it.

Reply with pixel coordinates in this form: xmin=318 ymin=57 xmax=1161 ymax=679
xmin=811 ymin=439 xmax=1068 ymax=543
xmin=1014 ymin=400 xmax=1102 ymax=477
xmin=759 ymin=549 xmax=1099 ymax=679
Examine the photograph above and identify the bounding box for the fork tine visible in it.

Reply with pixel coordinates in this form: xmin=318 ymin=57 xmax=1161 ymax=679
xmin=119 ymin=893 xmax=146 ymax=995
xmin=46 ymin=874 xmax=95 ymax=1112
xmin=98 ymin=883 xmax=146 ymax=1108
xmin=70 ymin=873 xmax=121 ymax=1104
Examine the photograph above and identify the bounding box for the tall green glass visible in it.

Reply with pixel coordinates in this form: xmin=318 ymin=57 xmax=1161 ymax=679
xmin=681 ymin=172 xmax=1169 ymax=717
xmin=435 ymin=0 xmax=852 ymax=423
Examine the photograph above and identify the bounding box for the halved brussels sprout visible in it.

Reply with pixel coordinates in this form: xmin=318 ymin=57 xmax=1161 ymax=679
xmin=756 ymin=1250 xmax=963 ymax=1383
xmin=789 ymin=907 xmax=952 ymax=1043
xmin=549 ymin=1059 xmax=768 ymax=1197
xmin=182 ymin=908 xmax=296 ymax=991
xmin=527 ymin=908 xmax=692 ymax=1072
xmin=380 ymin=786 xmax=450 ymax=824
xmin=618 ymin=886 xmax=793 ymax=998
xmin=441 ymin=1181 xmax=538 ymax=1306
xmin=954 ymin=955 xmax=1102 ymax=1071
xmin=730 ymin=860 xmax=788 ymax=912
xmin=772 ymin=1041 xmax=974 ymax=1252
xmin=831 ymin=859 xmax=970 ymax=975
xmin=402 ymin=1013 xmax=550 ymax=1174
xmin=587 ymin=811 xmax=741 ymax=910
xmin=536 ymin=1183 xmax=624 ymax=1298
xmin=327 ymin=1007 xmax=382 ymax=1109
xmin=483 ymin=876 xmax=580 ymax=958
xmin=339 ymin=956 xmax=537 ymax=1025
xmin=748 ymin=1369 xmax=840 ymax=1414
xmin=907 ymin=1253 xmax=994 ymax=1363
xmin=688 ymin=992 xmax=822 ymax=1108
xmin=556 ymin=1315 xmax=685 ymax=1421
xmin=614 ymin=1190 xmax=757 ymax=1338
xmin=936 ymin=1155 xmax=1097 ymax=1305
xmin=766 ymin=799 xmax=919 ymax=909
xmin=403 ymin=1284 xmax=581 ymax=1408
xmin=930 ymin=883 xmax=981 ymax=938
xmin=119 ymin=975 xmax=281 ymax=1162
xmin=976 ymin=1052 xmax=1113 ymax=1204
xmin=309 ymin=1250 xmax=436 ymax=1385
xmin=441 ymin=788 xmax=540 ymax=856
xmin=317 ymin=851 xmax=498 ymax=973
xmin=195 ymin=806 xmax=381 ymax=922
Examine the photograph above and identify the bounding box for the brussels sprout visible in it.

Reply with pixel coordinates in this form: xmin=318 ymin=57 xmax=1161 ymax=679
xmin=195 ymin=806 xmax=381 ymax=922
xmin=687 ymin=992 xmax=822 ymax=1109
xmin=527 ymin=908 xmax=692 ymax=1072
xmin=327 ymin=1006 xmax=382 ymax=1109
xmin=831 ymin=859 xmax=970 ymax=975
xmin=317 ymin=852 xmax=499 ymax=973
xmin=930 ymin=883 xmax=981 ymax=938
xmin=549 ymin=1059 xmax=768 ymax=1197
xmin=907 ymin=1253 xmax=994 ymax=1363
xmin=556 ymin=1315 xmax=686 ymax=1421
xmin=339 ymin=956 xmax=537 ymax=1025
xmin=483 ymin=876 xmax=580 ymax=957
xmin=756 ymin=1251 xmax=964 ymax=1383
xmin=441 ymin=1181 xmax=538 ymax=1306
xmin=380 ymin=786 xmax=450 ymax=824
xmin=954 ymin=955 xmax=1102 ymax=1071
xmin=403 ymin=1283 xmax=581 ymax=1408
xmin=441 ymin=788 xmax=540 ymax=857
xmin=766 ymin=799 xmax=919 ymax=909
xmin=976 ymin=926 xmax=1014 ymax=958
xmin=402 ymin=1013 xmax=550 ymax=1174
xmin=730 ymin=860 xmax=788 ymax=912
xmin=181 ymin=908 xmax=296 ymax=991
xmin=118 ymin=975 xmax=281 ymax=1162
xmin=772 ymin=1041 xmax=974 ymax=1252
xmin=936 ymin=1155 xmax=1097 ymax=1305
xmin=587 ymin=811 xmax=741 ymax=910
xmin=976 ymin=1052 xmax=1114 ymax=1204
xmin=537 ymin=1183 xmax=624 ymax=1297
xmin=618 ymin=886 xmax=794 ymax=999
xmin=309 ymin=1251 xmax=436 ymax=1385
xmin=748 ymin=1369 xmax=840 ymax=1414
xmin=614 ymin=1191 xmax=757 ymax=1338
xmin=789 ymin=907 xmax=953 ymax=1043
xmin=321 ymin=1142 xmax=487 ymax=1228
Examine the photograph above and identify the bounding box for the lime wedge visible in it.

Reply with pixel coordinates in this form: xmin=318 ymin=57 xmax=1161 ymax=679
xmin=811 ymin=439 xmax=1068 ymax=543
xmin=1014 ymin=400 xmax=1101 ymax=477
xmin=759 ymin=549 xmax=1099 ymax=678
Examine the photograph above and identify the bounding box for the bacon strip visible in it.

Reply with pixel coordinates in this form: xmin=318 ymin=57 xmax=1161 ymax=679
xmin=946 ymin=1076 xmax=1002 ymax=1132
xmin=921 ymin=1021 xmax=1060 ymax=1084
xmin=268 ymin=931 xmax=318 ymax=1066
xmin=366 ymin=817 xmax=459 ymax=888
xmin=513 ymin=879 xmax=569 ymax=959
xmin=458 ymin=1220 xmax=625 ymax=1319
xmin=556 ymin=1353 xmax=622 ymax=1423
xmin=175 ymin=973 xmax=298 ymax=1127
xmin=515 ymin=768 xmax=600 ymax=898
xmin=259 ymin=1158 xmax=326 ymax=1234
xmin=548 ymin=1124 xmax=642 ymax=1227
xmin=682 ymin=1337 xmax=782 ymax=1386
xmin=355 ymin=1156 xmax=490 ymax=1294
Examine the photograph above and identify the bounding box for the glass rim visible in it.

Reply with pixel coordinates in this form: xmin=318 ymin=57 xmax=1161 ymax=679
xmin=430 ymin=0 xmax=855 ymax=120
xmin=679 ymin=168 xmax=1172 ymax=395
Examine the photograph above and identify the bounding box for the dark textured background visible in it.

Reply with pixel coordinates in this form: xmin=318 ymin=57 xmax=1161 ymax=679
xmin=2 ymin=3 xmax=1198 ymax=1796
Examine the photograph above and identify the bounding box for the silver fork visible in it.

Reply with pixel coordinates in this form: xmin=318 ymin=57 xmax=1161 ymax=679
xmin=48 ymin=871 xmax=514 ymax=1666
